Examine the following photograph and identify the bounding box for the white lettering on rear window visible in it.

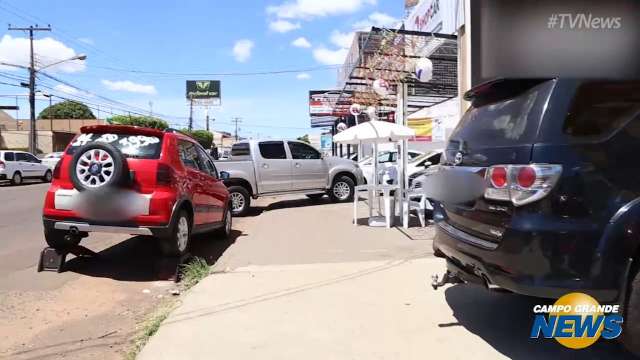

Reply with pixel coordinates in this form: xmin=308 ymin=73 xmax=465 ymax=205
xmin=71 ymin=133 xmax=94 ymax=146
xmin=118 ymin=135 xmax=160 ymax=149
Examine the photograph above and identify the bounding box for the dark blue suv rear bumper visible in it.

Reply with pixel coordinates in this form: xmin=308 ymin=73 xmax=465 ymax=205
xmin=432 ymin=211 xmax=630 ymax=303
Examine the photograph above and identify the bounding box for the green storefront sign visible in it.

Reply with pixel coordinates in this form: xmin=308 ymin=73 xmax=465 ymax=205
xmin=186 ymin=80 xmax=221 ymax=99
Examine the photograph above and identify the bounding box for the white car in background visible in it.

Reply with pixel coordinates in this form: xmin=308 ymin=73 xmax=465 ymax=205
xmin=41 ymin=152 xmax=64 ymax=170
xmin=348 ymin=149 xmax=423 ymax=162
xmin=0 ymin=150 xmax=53 ymax=185
xmin=360 ymin=149 xmax=443 ymax=185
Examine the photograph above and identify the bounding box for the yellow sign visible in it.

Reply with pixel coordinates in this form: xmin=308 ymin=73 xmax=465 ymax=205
xmin=408 ymin=118 xmax=433 ymax=141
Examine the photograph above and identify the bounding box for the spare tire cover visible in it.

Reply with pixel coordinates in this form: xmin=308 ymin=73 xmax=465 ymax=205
xmin=70 ymin=142 xmax=127 ymax=191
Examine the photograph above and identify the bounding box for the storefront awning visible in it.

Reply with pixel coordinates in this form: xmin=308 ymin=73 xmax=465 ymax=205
xmin=336 ymin=27 xmax=458 ymax=114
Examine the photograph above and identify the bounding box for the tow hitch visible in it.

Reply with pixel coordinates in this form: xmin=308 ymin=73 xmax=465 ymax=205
xmin=431 ymin=270 xmax=462 ymax=290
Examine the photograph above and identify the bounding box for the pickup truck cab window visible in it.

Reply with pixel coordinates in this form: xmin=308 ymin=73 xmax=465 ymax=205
xmin=288 ymin=142 xmax=321 ymax=160
xmin=258 ymin=141 xmax=287 ymax=159
xmin=231 ymin=142 xmax=250 ymax=156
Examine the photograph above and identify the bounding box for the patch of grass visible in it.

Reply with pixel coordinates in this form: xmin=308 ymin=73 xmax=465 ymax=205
xmin=126 ymin=257 xmax=211 ymax=359
xmin=180 ymin=257 xmax=211 ymax=290
xmin=126 ymin=302 xmax=174 ymax=360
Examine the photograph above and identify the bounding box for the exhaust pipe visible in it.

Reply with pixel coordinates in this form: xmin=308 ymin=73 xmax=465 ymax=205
xmin=69 ymin=226 xmax=80 ymax=236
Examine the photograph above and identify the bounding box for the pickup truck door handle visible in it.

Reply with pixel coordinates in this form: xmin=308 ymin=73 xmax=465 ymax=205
xmin=295 ymin=163 xmax=301 ymax=168
xmin=262 ymin=163 xmax=269 ymax=169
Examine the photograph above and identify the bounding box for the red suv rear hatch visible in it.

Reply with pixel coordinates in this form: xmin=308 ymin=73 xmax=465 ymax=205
xmin=61 ymin=125 xmax=166 ymax=193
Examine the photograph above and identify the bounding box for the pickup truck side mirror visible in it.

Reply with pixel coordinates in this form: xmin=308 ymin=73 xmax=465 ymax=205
xmin=219 ymin=171 xmax=230 ymax=180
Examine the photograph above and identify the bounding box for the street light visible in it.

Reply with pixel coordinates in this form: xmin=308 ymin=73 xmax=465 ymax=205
xmin=38 ymin=54 xmax=87 ymax=71
xmin=1 ymin=54 xmax=87 ymax=154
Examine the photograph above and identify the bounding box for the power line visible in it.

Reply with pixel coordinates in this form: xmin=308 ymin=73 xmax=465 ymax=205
xmin=89 ymin=63 xmax=348 ymax=77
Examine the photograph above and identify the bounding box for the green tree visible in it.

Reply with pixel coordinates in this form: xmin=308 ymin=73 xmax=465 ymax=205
xmin=38 ymin=100 xmax=95 ymax=119
xmin=297 ymin=134 xmax=310 ymax=144
xmin=107 ymin=115 xmax=169 ymax=130
xmin=181 ymin=129 xmax=214 ymax=149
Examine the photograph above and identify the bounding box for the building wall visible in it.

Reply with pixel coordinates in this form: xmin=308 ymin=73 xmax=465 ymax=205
xmin=0 ymin=130 xmax=54 ymax=153
xmin=0 ymin=117 xmax=104 ymax=132
xmin=0 ymin=111 xmax=105 ymax=153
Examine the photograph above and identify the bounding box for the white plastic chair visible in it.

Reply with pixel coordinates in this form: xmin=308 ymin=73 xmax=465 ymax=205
xmin=406 ymin=176 xmax=433 ymax=228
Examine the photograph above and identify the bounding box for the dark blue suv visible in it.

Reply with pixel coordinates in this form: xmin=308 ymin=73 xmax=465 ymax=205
xmin=432 ymin=78 xmax=640 ymax=353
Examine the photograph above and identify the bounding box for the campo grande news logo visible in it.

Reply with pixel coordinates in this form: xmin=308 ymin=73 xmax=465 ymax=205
xmin=530 ymin=292 xmax=623 ymax=349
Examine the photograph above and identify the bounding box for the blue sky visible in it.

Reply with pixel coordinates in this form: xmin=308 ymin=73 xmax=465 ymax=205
xmin=0 ymin=0 xmax=402 ymax=139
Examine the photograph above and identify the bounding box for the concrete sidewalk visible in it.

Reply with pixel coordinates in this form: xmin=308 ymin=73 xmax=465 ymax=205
xmin=139 ymin=257 xmax=507 ymax=360
xmin=138 ymin=256 xmax=632 ymax=360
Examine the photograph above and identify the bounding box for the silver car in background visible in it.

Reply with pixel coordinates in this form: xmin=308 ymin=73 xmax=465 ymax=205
xmin=215 ymin=139 xmax=364 ymax=216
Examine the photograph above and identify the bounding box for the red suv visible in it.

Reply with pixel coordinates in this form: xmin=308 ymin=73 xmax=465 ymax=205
xmin=42 ymin=125 xmax=232 ymax=256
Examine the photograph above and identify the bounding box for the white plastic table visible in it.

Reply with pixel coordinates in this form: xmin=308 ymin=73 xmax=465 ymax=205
xmin=353 ymin=184 xmax=399 ymax=228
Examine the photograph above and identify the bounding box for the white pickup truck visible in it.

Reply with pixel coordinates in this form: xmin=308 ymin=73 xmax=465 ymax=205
xmin=215 ymin=140 xmax=364 ymax=216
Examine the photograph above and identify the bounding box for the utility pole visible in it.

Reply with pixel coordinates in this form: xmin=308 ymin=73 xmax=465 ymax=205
xmin=205 ymin=107 xmax=210 ymax=132
xmin=9 ymin=24 xmax=51 ymax=154
xmin=231 ymin=117 xmax=242 ymax=142
xmin=188 ymin=99 xmax=194 ymax=131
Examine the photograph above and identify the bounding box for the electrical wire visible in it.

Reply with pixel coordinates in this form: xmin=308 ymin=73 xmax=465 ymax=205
xmin=89 ymin=63 xmax=348 ymax=77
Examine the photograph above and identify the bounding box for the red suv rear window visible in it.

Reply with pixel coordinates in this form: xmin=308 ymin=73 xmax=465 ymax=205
xmin=66 ymin=133 xmax=162 ymax=159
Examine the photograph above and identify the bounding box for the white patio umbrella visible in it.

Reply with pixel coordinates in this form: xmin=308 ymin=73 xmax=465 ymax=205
xmin=334 ymin=120 xmax=415 ymax=227
xmin=333 ymin=120 xmax=415 ymax=144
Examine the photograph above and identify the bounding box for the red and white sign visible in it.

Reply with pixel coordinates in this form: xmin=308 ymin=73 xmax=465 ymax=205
xmin=405 ymin=0 xmax=464 ymax=34
xmin=309 ymin=90 xmax=352 ymax=117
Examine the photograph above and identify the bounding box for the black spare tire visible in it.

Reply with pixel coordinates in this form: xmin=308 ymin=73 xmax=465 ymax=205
xmin=70 ymin=142 xmax=127 ymax=191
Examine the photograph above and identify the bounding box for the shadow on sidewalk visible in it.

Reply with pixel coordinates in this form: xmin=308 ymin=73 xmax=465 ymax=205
xmin=241 ymin=196 xmax=338 ymax=217
xmin=443 ymin=284 xmax=634 ymax=359
xmin=63 ymin=230 xmax=243 ymax=282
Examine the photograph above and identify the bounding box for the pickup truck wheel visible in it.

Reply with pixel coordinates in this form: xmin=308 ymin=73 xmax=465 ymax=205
xmin=44 ymin=228 xmax=80 ymax=251
xmin=160 ymin=210 xmax=191 ymax=256
xmin=621 ymin=266 xmax=640 ymax=355
xmin=329 ymin=175 xmax=355 ymax=202
xmin=228 ymin=186 xmax=250 ymax=216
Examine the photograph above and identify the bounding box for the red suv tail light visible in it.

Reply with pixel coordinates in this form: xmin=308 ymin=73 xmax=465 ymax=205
xmin=156 ymin=163 xmax=174 ymax=186
xmin=485 ymin=164 xmax=562 ymax=206
xmin=0 ymin=161 xmax=4 ymax=170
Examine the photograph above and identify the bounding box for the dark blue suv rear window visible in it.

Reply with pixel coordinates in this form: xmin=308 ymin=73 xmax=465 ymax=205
xmin=452 ymin=80 xmax=554 ymax=147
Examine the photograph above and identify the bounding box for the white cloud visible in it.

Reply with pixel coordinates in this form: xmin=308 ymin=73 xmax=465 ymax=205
xmin=296 ymin=73 xmax=311 ymax=80
xmin=313 ymin=47 xmax=348 ymax=65
xmin=291 ymin=37 xmax=311 ymax=48
xmin=232 ymin=39 xmax=254 ymax=63
xmin=269 ymin=20 xmax=301 ymax=33
xmin=101 ymin=80 xmax=157 ymax=95
xmin=267 ymin=0 xmax=376 ymax=20
xmin=53 ymin=84 xmax=79 ymax=95
xmin=330 ymin=31 xmax=355 ymax=48
xmin=0 ymin=35 xmax=85 ymax=73
xmin=353 ymin=11 xmax=399 ymax=30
